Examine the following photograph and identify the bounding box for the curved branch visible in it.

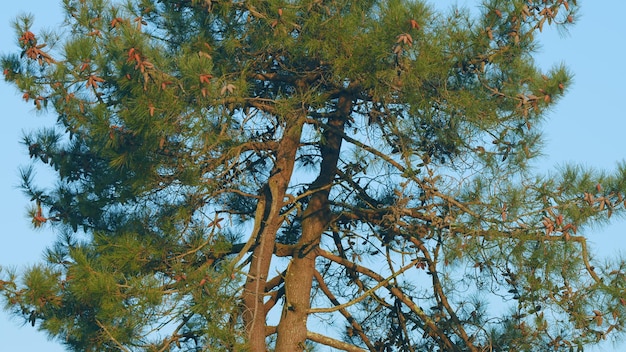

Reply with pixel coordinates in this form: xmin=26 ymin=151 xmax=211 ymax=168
xmin=306 ymin=331 xmax=367 ymax=352
xmin=407 ymin=235 xmax=477 ymax=352
xmin=575 ymin=236 xmax=603 ymax=284
xmin=308 ymin=257 xmax=419 ymax=314
xmin=316 ymin=248 xmax=459 ymax=351
xmin=313 ymin=269 xmax=376 ymax=352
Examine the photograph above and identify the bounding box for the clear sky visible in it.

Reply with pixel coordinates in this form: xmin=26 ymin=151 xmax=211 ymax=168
xmin=1 ymin=1 xmax=625 ymax=351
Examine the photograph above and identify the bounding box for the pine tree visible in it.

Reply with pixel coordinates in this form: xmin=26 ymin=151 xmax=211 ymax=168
xmin=2 ymin=0 xmax=626 ymax=351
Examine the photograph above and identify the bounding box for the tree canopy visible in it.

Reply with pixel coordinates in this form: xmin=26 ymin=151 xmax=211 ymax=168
xmin=2 ymin=0 xmax=626 ymax=351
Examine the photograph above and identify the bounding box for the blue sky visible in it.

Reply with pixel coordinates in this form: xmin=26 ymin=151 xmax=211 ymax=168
xmin=1 ymin=1 xmax=625 ymax=351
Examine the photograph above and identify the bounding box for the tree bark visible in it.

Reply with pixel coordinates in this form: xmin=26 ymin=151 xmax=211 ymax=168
xmin=275 ymin=94 xmax=351 ymax=352
xmin=242 ymin=115 xmax=304 ymax=352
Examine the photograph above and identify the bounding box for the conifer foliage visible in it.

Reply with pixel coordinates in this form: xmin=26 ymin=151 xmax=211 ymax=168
xmin=2 ymin=0 xmax=626 ymax=351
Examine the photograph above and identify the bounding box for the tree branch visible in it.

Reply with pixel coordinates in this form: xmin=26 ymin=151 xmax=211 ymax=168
xmin=313 ymin=269 xmax=376 ymax=351
xmin=308 ymin=258 xmax=419 ymax=314
xmin=408 ymin=235 xmax=477 ymax=352
xmin=316 ymin=248 xmax=460 ymax=351
xmin=306 ymin=331 xmax=367 ymax=352
xmin=95 ymin=319 xmax=131 ymax=352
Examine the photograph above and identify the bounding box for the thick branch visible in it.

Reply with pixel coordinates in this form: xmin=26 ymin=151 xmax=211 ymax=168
xmin=306 ymin=331 xmax=367 ymax=352
xmin=242 ymin=114 xmax=305 ymax=352
xmin=275 ymin=91 xmax=351 ymax=352
xmin=267 ymin=326 xmax=368 ymax=352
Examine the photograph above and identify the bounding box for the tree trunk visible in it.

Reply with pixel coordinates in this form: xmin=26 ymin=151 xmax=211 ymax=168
xmin=275 ymin=94 xmax=351 ymax=352
xmin=242 ymin=116 xmax=304 ymax=352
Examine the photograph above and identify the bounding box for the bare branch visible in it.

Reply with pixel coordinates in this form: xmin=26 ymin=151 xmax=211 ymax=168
xmin=313 ymin=270 xmax=376 ymax=351
xmin=306 ymin=331 xmax=368 ymax=352
xmin=316 ymin=248 xmax=460 ymax=351
xmin=308 ymin=257 xmax=419 ymax=314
